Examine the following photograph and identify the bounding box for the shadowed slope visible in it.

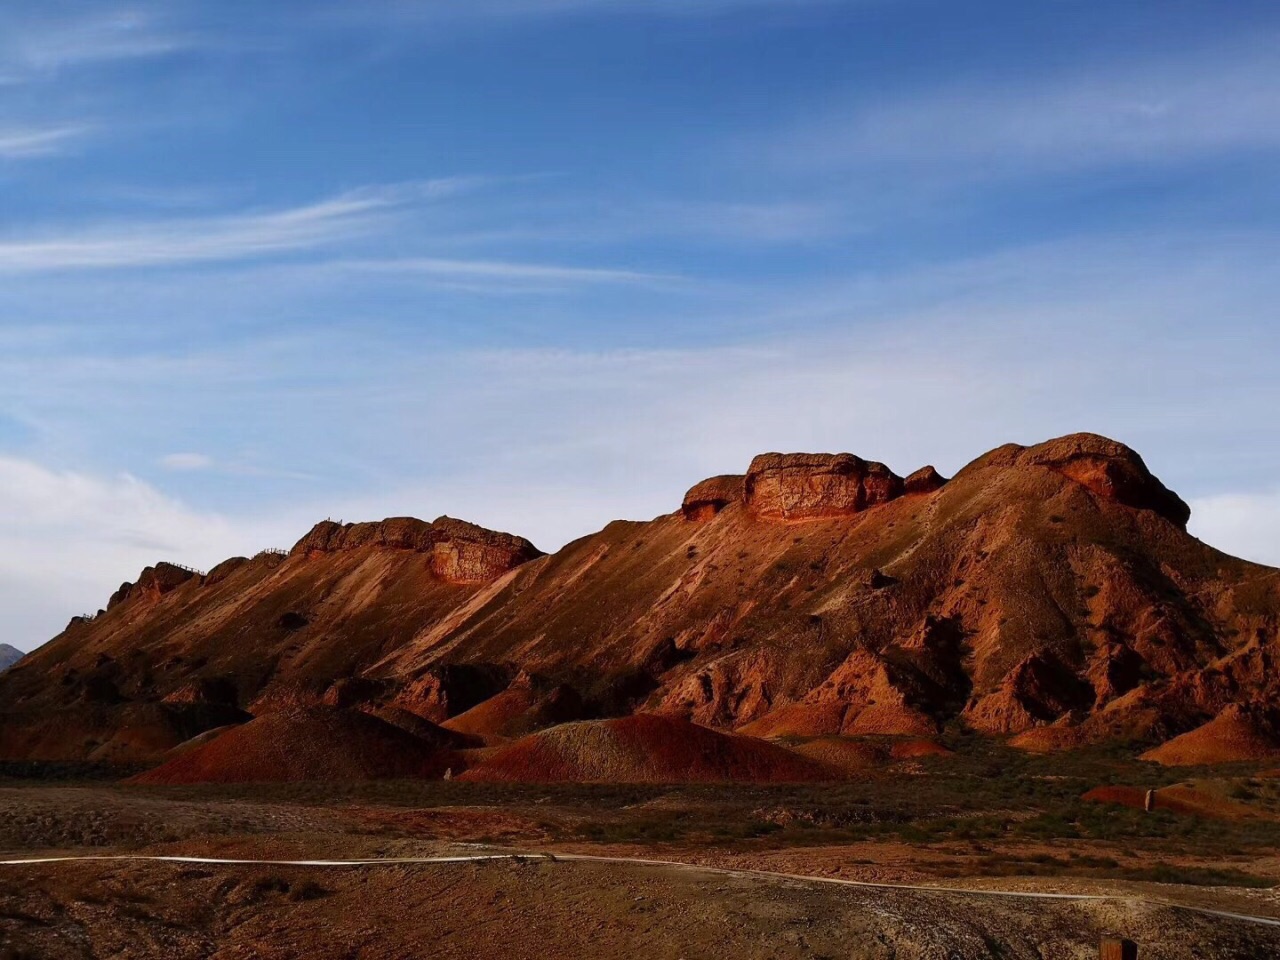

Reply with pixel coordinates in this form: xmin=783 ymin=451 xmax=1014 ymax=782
xmin=129 ymin=708 xmax=456 ymax=784
xmin=1141 ymin=705 xmax=1280 ymax=766
xmin=458 ymin=714 xmax=836 ymax=783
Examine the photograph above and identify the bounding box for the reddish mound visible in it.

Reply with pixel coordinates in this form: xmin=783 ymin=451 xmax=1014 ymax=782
xmin=1083 ymin=785 xmax=1154 ymax=812
xmin=459 ymin=714 xmax=837 ymax=783
xmin=441 ymin=674 xmax=584 ymax=741
xmin=1082 ymin=784 xmax=1258 ymax=821
xmin=361 ymin=704 xmax=479 ymax=749
xmin=1009 ymin=722 xmax=1090 ymax=754
xmin=788 ymin=736 xmax=885 ymax=772
xmin=441 ymin=685 xmax=534 ymax=740
xmin=738 ymin=702 xmax=847 ymax=739
xmin=160 ymin=724 xmax=242 ymax=760
xmin=888 ymin=738 xmax=953 ymax=759
xmin=1141 ymin=705 xmax=1280 ymax=767
xmin=130 ymin=708 xmax=454 ymax=784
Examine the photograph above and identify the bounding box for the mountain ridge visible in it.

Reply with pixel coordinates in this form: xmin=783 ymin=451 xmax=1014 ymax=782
xmin=2 ymin=432 xmax=1276 ymax=778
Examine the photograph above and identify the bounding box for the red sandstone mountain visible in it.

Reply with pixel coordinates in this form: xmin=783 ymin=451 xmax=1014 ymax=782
xmin=2 ymin=432 xmax=1278 ymax=777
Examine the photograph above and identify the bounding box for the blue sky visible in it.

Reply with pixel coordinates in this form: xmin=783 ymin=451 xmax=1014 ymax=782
xmin=3 ymin=0 xmax=1279 ymax=650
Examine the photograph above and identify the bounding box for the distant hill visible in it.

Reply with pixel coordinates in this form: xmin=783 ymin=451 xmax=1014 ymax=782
xmin=3 ymin=432 xmax=1278 ymax=778
xmin=0 ymin=645 xmax=22 ymax=673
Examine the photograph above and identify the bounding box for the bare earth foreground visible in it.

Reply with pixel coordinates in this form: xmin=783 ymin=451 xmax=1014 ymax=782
xmin=4 ymin=773 xmax=1280 ymax=959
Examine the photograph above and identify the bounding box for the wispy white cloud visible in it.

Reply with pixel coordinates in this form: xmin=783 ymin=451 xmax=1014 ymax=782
xmin=159 ymin=452 xmax=214 ymax=471
xmin=0 ymin=124 xmax=90 ymax=158
xmin=341 ymin=256 xmax=677 ymax=287
xmin=341 ymin=0 xmax=852 ymax=26
xmin=776 ymin=39 xmax=1280 ymax=177
xmin=0 ymin=8 xmax=194 ymax=80
xmin=0 ymin=455 xmax=297 ymax=651
xmin=0 ymin=183 xmax=446 ymax=272
xmin=0 ymin=193 xmax=386 ymax=271
xmin=0 ymin=178 xmax=682 ymax=283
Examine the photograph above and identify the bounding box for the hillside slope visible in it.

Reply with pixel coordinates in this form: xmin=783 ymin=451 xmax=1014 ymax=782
xmin=374 ymin=434 xmax=1278 ymax=753
xmin=0 ymin=518 xmax=541 ymax=763
xmin=3 ymin=432 xmax=1277 ymax=771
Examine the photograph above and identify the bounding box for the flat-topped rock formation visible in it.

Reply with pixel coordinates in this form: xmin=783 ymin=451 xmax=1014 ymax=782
xmin=291 ymin=516 xmax=543 ymax=584
xmin=743 ymin=452 xmax=905 ymax=520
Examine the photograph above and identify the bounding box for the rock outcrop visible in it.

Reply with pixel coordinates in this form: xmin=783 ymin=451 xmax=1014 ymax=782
xmin=682 ymin=475 xmax=745 ymax=521
xmin=904 ymin=465 xmax=948 ymax=495
xmin=108 ymin=562 xmax=199 ymax=609
xmin=292 ymin=516 xmax=543 ymax=584
xmin=973 ymin=433 xmax=1191 ymax=527
xmin=744 ymin=453 xmax=905 ymax=521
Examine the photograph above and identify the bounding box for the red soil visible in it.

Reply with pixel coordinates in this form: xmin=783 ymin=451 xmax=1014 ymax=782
xmin=738 ymin=703 xmax=848 ymax=739
xmin=130 ymin=708 xmax=455 ymax=785
xmin=441 ymin=686 xmax=535 ymax=740
xmin=1082 ymin=784 xmax=1259 ymax=821
xmin=888 ymin=738 xmax=953 ymax=759
xmin=1141 ymin=705 xmax=1280 ymax=767
xmin=1008 ymin=723 xmax=1089 ymax=754
xmin=361 ymin=704 xmax=479 ymax=749
xmin=459 ymin=714 xmax=838 ymax=783
xmin=788 ymin=737 xmax=885 ymax=772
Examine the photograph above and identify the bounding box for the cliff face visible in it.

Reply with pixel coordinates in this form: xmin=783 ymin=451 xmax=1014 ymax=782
xmin=2 ymin=432 xmax=1277 ymax=769
xmin=743 ymin=453 xmax=906 ymax=520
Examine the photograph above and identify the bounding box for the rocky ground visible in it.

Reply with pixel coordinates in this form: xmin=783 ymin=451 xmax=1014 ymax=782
xmin=5 ymin=753 xmax=1280 ymax=959
xmin=6 ymin=854 xmax=1278 ymax=960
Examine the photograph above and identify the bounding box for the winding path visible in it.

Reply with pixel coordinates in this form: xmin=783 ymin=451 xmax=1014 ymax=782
xmin=3 ymin=851 xmax=1279 ymax=929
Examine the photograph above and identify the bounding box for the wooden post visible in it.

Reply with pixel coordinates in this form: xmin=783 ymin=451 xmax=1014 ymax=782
xmin=1144 ymin=789 xmax=1156 ymax=812
xmin=1100 ymin=937 xmax=1138 ymax=960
